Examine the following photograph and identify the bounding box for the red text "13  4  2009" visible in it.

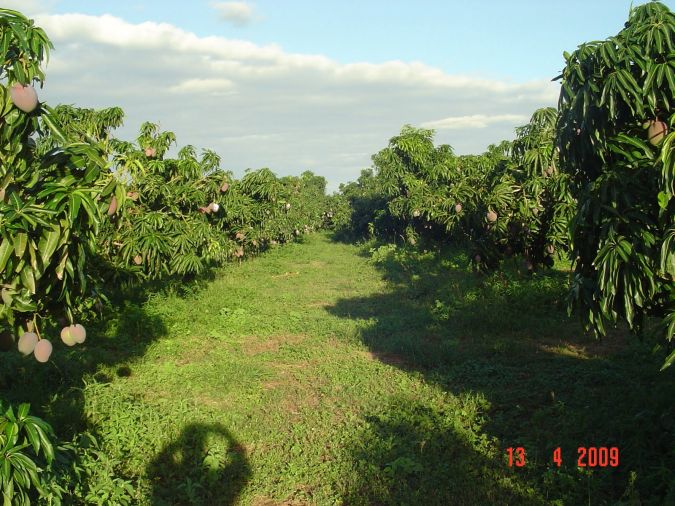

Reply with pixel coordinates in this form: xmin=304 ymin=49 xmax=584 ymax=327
xmin=507 ymin=447 xmax=620 ymax=467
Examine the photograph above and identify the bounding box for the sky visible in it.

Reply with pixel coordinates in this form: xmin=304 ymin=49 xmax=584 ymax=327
xmin=7 ymin=0 xmax=674 ymax=192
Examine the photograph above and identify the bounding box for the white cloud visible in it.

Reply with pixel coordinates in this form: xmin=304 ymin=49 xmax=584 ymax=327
xmin=2 ymin=0 xmax=53 ymax=16
xmin=211 ymin=1 xmax=255 ymax=27
xmin=421 ymin=114 xmax=530 ymax=130
xmin=219 ymin=133 xmax=280 ymax=142
xmin=168 ymin=78 xmax=235 ymax=95
xmin=32 ymin=13 xmax=560 ymax=192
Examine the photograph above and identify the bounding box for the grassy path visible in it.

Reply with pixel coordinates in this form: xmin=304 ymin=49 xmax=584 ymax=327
xmin=4 ymin=233 xmax=673 ymax=504
xmin=87 ymin=233 xmax=540 ymax=505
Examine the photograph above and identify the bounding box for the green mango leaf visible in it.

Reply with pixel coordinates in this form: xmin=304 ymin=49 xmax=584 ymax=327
xmin=68 ymin=193 xmax=82 ymax=223
xmin=661 ymin=229 xmax=675 ymax=277
xmin=1 ymin=288 xmax=13 ymax=306
xmin=12 ymin=233 xmax=27 ymax=259
xmin=18 ymin=267 xmax=35 ymax=295
xmin=55 ymin=252 xmax=68 ymax=281
xmin=37 ymin=224 xmax=61 ymax=265
xmin=15 ymin=404 xmax=28 ymax=420
xmin=0 ymin=239 xmax=12 ymax=273
xmin=34 ymin=423 xmax=54 ymax=463
xmin=658 ymin=191 xmax=670 ymax=210
xmin=11 ymin=290 xmax=36 ymax=312
xmin=662 ymin=348 xmax=675 ymax=371
xmin=39 ymin=105 xmax=68 ymax=144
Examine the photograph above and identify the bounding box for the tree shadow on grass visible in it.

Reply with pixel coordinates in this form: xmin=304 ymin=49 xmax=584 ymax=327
xmin=341 ymin=396 xmax=545 ymax=505
xmin=146 ymin=423 xmax=250 ymax=506
xmin=0 ymin=285 xmax=176 ymax=501
xmin=0 ymin=257 xmax=242 ymax=433
xmin=0 ymin=268 xmax=239 ymax=487
xmin=0 ymin=292 xmax=170 ymax=438
xmin=326 ymin=245 xmax=675 ymax=504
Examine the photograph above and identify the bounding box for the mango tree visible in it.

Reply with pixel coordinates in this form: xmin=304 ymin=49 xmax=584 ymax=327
xmin=356 ymin=118 xmax=575 ymax=271
xmin=471 ymin=108 xmax=575 ymax=270
xmin=556 ymin=1 xmax=675 ymax=365
xmin=0 ymin=9 xmax=119 ymax=503
xmin=102 ymin=123 xmax=229 ymax=279
xmin=0 ymin=9 xmax=118 ymax=359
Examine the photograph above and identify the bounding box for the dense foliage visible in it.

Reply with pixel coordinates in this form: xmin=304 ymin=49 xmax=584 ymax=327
xmin=338 ymin=2 xmax=674 ymax=362
xmin=0 ymin=400 xmax=69 ymax=503
xmin=0 ymin=9 xmax=118 ymax=349
xmin=557 ymin=1 xmax=675 ymax=361
xmin=102 ymin=131 xmax=331 ymax=280
xmin=337 ymin=108 xmax=575 ymax=271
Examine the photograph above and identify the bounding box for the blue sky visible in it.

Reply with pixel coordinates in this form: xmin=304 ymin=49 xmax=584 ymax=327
xmin=13 ymin=0 xmax=675 ymax=191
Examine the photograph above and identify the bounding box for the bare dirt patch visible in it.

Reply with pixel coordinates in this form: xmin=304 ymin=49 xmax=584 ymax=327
xmin=271 ymin=271 xmax=300 ymax=279
xmin=361 ymin=349 xmax=409 ymax=368
xmin=535 ymin=331 xmax=631 ymax=360
xmin=262 ymin=362 xmax=307 ymax=390
xmin=241 ymin=334 xmax=307 ymax=356
xmin=193 ymin=393 xmax=236 ymax=411
xmin=173 ymin=336 xmax=231 ymax=366
xmin=261 ymin=359 xmax=327 ymax=416
xmin=306 ymin=300 xmax=331 ymax=309
xmin=281 ymin=387 xmax=322 ymax=416
xmin=175 ymin=345 xmax=212 ymax=366
xmin=250 ymin=497 xmax=310 ymax=506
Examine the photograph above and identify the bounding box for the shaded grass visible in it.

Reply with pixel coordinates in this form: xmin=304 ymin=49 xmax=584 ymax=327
xmin=1 ymin=233 xmax=674 ymax=504
xmin=330 ymin=240 xmax=675 ymax=505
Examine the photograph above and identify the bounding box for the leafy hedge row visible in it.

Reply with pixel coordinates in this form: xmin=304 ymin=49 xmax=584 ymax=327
xmin=337 ymin=107 xmax=575 ymax=272
xmin=97 ymin=119 xmax=331 ymax=282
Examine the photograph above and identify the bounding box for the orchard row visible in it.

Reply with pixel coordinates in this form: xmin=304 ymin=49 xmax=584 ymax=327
xmin=0 ymin=9 xmax=339 ymax=363
xmin=333 ymin=2 xmax=674 ymax=362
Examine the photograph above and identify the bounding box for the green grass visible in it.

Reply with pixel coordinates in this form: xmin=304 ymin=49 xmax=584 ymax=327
xmin=2 ymin=233 xmax=674 ymax=505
